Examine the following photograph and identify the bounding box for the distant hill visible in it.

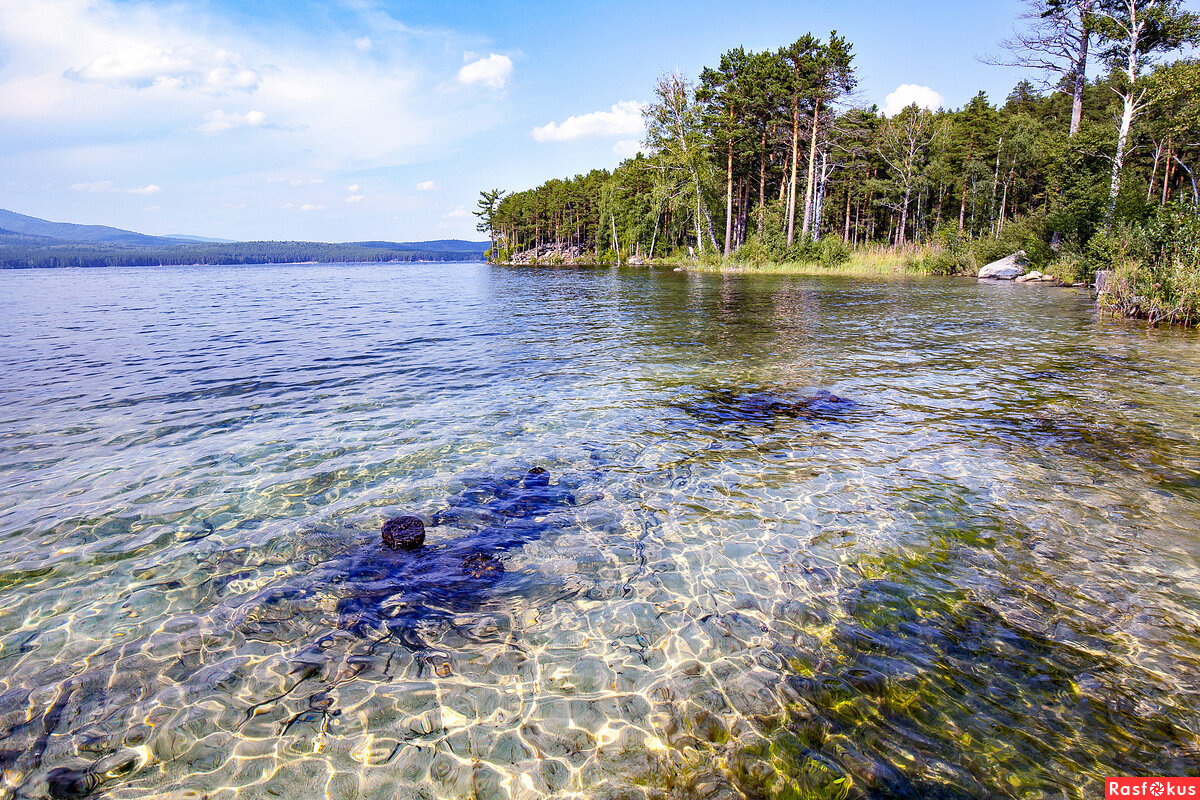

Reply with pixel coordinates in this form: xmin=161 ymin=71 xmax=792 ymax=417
xmin=0 ymin=208 xmax=188 ymax=246
xmin=0 ymin=209 xmax=491 ymax=268
xmin=353 ymin=239 xmax=489 ymax=254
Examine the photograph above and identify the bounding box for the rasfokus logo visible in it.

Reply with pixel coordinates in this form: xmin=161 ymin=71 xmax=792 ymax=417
xmin=1107 ymin=778 xmax=1200 ymax=798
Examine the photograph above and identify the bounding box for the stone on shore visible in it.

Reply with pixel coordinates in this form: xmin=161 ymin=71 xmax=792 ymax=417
xmin=382 ymin=516 xmax=425 ymax=550
xmin=978 ymin=251 xmax=1028 ymax=280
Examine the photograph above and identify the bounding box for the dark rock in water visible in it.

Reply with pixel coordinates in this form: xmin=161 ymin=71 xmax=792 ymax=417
xmin=462 ymin=553 xmax=504 ymax=578
xmin=523 ymin=466 xmax=550 ymax=489
xmin=382 ymin=516 xmax=425 ymax=551
xmin=677 ymin=387 xmax=859 ymax=429
xmin=46 ymin=767 xmax=98 ymax=799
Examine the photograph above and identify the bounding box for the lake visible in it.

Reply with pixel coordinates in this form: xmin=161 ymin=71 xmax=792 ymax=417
xmin=1 ymin=262 xmax=1198 ymax=799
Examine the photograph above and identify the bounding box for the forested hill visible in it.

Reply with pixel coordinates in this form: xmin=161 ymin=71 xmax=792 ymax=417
xmin=0 ymin=210 xmax=489 ymax=267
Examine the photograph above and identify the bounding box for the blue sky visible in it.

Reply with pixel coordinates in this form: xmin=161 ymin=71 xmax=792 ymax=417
xmin=0 ymin=0 xmax=1175 ymax=242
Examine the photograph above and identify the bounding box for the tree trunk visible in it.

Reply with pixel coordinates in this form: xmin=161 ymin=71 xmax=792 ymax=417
xmin=724 ymin=138 xmax=734 ymax=258
xmin=1070 ymin=23 xmax=1089 ymax=137
xmin=989 ymin=137 xmax=1003 ymax=236
xmin=898 ymin=185 xmax=912 ymax=246
xmin=1148 ymin=142 xmax=1163 ymax=203
xmin=801 ymin=102 xmax=821 ymax=241
xmin=958 ymin=173 xmax=970 ymax=234
xmin=843 ymin=174 xmax=853 ymax=242
xmin=758 ymin=129 xmax=768 ymax=234
xmin=649 ymin=203 xmax=661 ymax=260
xmin=998 ymin=165 xmax=1014 ymax=235
xmin=1107 ymin=93 xmax=1135 ymax=218
xmin=1173 ymin=154 xmax=1199 ymax=205
xmin=787 ymin=99 xmax=801 ymax=246
xmin=813 ymin=150 xmax=828 ymax=241
xmin=1163 ymin=142 xmax=1174 ymax=206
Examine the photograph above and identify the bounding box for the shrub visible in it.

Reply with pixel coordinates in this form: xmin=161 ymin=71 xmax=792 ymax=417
xmin=734 ymin=238 xmax=771 ymax=267
xmin=816 ymin=237 xmax=851 ymax=268
xmin=1092 ymin=203 xmax=1200 ymax=325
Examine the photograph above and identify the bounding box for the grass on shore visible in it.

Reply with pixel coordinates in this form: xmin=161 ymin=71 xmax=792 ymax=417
xmin=689 ymin=244 xmax=935 ymax=276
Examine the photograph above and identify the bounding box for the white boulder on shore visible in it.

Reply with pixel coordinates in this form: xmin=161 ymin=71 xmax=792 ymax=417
xmin=978 ymin=251 xmax=1028 ymax=280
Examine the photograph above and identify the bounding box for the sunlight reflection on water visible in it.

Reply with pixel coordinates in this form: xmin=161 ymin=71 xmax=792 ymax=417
xmin=0 ymin=263 xmax=1198 ymax=799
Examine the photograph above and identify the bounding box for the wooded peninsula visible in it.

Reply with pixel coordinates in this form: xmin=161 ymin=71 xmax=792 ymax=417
xmin=475 ymin=0 xmax=1200 ymax=325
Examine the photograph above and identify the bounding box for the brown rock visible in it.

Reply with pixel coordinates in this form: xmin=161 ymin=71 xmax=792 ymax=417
xmin=382 ymin=516 xmax=425 ymax=550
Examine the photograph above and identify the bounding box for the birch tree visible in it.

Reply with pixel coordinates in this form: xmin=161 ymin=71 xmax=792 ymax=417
xmin=877 ymin=104 xmax=937 ymax=245
xmin=1092 ymin=0 xmax=1199 ymax=217
xmin=643 ymin=73 xmax=720 ymax=255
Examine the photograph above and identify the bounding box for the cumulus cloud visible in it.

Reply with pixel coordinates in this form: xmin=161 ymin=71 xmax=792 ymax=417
xmin=457 ymin=53 xmax=512 ymax=89
xmin=299 ymin=203 xmax=324 ymax=212
xmin=346 ymin=194 xmax=364 ymax=203
xmin=66 ymin=44 xmax=261 ymax=93
xmin=441 ymin=207 xmax=469 ymax=219
xmin=199 ymin=109 xmax=266 ymax=133
xmin=883 ymin=84 xmax=944 ymax=117
xmin=129 ymin=184 xmax=161 ymax=195
xmin=416 ymin=180 xmax=436 ymax=191
xmin=347 ymin=183 xmax=360 ymax=192
xmin=532 ymin=101 xmax=645 ymax=142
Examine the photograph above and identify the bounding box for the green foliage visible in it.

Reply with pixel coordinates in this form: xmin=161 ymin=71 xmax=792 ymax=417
xmin=1094 ymin=203 xmax=1200 ymax=323
xmin=484 ymin=20 xmax=1200 ymax=294
xmin=0 ymin=240 xmax=486 ymax=269
xmin=975 ymin=215 xmax=1054 ymax=269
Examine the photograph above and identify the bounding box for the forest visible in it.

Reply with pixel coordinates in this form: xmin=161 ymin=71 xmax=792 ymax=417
xmin=476 ymin=0 xmax=1200 ymax=324
xmin=0 ymin=239 xmax=489 ymax=269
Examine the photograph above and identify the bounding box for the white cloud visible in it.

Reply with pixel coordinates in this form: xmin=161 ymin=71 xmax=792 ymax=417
xmin=71 ymin=180 xmax=160 ymax=194
xmin=457 ymin=53 xmax=512 ymax=89
xmin=0 ymin=0 xmax=516 ymax=241
xmin=299 ymin=203 xmax=324 ymax=212
xmin=71 ymin=181 xmax=115 ymax=193
xmin=347 ymin=183 xmax=360 ymax=192
xmin=613 ymin=139 xmax=641 ymax=158
xmin=67 ymin=43 xmax=261 ymax=93
xmin=355 ymin=37 xmax=372 ymax=51
xmin=441 ymin=207 xmax=469 ymax=219
xmin=346 ymin=194 xmax=364 ymax=203
xmin=532 ymin=101 xmax=645 ymax=142
xmin=416 ymin=180 xmax=436 ymax=191
xmin=883 ymin=84 xmax=944 ymax=117
xmin=0 ymin=1 xmax=506 ymax=174
xmin=200 ymin=109 xmax=266 ymax=134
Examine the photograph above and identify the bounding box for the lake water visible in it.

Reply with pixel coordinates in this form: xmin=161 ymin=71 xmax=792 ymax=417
xmin=1 ymin=262 xmax=1198 ymax=800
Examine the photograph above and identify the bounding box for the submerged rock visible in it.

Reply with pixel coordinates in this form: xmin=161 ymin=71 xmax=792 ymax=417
xmin=462 ymin=553 xmax=504 ymax=579
xmin=677 ymin=387 xmax=858 ymax=429
xmin=46 ymin=767 xmax=98 ymax=800
xmin=978 ymin=251 xmax=1028 ymax=280
xmin=381 ymin=515 xmax=425 ymax=551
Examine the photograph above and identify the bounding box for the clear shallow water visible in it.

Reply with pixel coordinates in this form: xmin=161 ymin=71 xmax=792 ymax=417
xmin=0 ymin=262 xmax=1198 ymax=800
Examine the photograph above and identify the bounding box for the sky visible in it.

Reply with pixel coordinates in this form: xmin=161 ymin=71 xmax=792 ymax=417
xmin=0 ymin=0 xmax=1168 ymax=242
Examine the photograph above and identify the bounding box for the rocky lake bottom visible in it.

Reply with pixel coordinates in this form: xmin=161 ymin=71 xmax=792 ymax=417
xmin=1 ymin=262 xmax=1198 ymax=799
